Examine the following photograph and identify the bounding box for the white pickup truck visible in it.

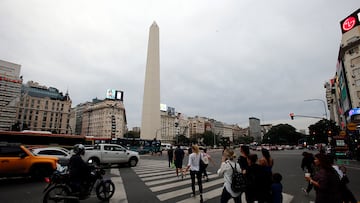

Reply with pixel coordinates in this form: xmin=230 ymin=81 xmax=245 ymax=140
xmin=83 ymin=143 xmax=139 ymax=167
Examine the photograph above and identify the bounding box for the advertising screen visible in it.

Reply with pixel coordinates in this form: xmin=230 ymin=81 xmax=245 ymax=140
xmin=160 ymin=103 xmax=167 ymax=111
xmin=115 ymin=91 xmax=123 ymax=101
xmin=106 ymin=89 xmax=116 ymax=99
xmin=106 ymin=89 xmax=123 ymax=101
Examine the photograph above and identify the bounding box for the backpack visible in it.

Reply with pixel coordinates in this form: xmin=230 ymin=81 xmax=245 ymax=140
xmin=229 ymin=162 xmax=247 ymax=193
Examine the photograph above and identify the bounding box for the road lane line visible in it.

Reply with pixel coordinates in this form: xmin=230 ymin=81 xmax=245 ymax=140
xmin=110 ymin=168 xmax=128 ymax=203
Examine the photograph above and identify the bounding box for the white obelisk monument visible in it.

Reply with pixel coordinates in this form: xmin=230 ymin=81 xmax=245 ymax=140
xmin=141 ymin=22 xmax=161 ymax=140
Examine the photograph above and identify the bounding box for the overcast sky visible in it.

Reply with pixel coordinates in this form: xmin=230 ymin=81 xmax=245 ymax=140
xmin=0 ymin=1 xmax=359 ymax=132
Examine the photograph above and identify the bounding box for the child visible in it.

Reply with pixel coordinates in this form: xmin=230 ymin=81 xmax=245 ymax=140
xmin=271 ymin=173 xmax=283 ymax=203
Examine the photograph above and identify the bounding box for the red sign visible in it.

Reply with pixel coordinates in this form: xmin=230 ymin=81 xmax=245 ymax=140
xmin=340 ymin=9 xmax=360 ymax=34
xmin=342 ymin=16 xmax=356 ymax=31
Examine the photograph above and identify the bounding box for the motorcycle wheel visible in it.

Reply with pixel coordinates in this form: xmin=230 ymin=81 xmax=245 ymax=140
xmin=43 ymin=185 xmax=71 ymax=203
xmin=96 ymin=180 xmax=115 ymax=201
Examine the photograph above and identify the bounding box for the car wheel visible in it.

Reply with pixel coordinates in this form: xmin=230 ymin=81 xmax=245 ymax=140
xmin=128 ymin=157 xmax=138 ymax=167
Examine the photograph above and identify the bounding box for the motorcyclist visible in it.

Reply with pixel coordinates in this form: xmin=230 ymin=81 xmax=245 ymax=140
xmin=68 ymin=144 xmax=90 ymax=193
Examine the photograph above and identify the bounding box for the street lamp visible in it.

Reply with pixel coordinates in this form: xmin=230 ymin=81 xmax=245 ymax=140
xmin=304 ymin=99 xmax=328 ymax=119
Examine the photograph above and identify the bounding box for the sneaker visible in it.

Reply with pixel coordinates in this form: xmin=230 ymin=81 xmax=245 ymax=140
xmin=302 ymin=188 xmax=309 ymax=195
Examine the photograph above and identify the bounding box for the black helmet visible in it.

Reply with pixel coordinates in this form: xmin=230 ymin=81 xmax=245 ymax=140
xmin=73 ymin=144 xmax=85 ymax=155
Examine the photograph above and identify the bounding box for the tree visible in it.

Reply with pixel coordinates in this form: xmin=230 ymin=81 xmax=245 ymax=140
xmin=202 ymin=131 xmax=217 ymax=146
xmin=263 ymin=124 xmax=304 ymax=145
xmin=308 ymin=119 xmax=340 ymax=144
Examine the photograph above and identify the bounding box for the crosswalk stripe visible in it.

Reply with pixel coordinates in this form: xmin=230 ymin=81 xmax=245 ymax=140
xmin=150 ymin=173 xmax=221 ymax=192
xmin=132 ymin=159 xmax=294 ymax=203
xmin=157 ymin=177 xmax=223 ymax=201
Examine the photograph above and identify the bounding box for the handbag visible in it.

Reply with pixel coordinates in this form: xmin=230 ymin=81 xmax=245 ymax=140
xmin=199 ymin=153 xmax=206 ymax=172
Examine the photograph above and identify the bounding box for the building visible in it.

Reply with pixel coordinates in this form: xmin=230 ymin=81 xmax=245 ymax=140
xmin=327 ymin=8 xmax=360 ymax=128
xmin=141 ymin=22 xmax=161 ymax=140
xmin=249 ymin=117 xmax=261 ymax=142
xmin=15 ymin=81 xmax=71 ymax=133
xmin=0 ymin=60 xmax=22 ymax=131
xmin=81 ymin=99 xmax=126 ymax=138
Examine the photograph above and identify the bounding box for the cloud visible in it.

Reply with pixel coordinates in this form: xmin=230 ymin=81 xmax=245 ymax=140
xmin=0 ymin=0 xmax=357 ymax=131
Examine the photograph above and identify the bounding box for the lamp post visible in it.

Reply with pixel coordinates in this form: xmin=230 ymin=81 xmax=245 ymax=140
xmin=304 ymin=99 xmax=328 ymax=119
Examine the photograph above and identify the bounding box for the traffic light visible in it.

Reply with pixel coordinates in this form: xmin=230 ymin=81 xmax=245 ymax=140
xmin=289 ymin=113 xmax=294 ymax=120
xmin=175 ymin=122 xmax=179 ymax=127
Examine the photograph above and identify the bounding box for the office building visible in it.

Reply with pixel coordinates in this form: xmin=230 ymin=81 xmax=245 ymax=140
xmin=15 ymin=81 xmax=71 ymax=133
xmin=0 ymin=60 xmax=22 ymax=130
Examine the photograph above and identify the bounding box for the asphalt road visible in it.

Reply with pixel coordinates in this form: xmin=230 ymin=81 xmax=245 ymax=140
xmin=1 ymin=148 xmax=359 ymax=203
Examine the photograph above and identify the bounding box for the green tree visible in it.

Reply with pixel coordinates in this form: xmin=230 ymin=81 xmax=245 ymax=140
xmin=263 ymin=124 xmax=303 ymax=145
xmin=308 ymin=119 xmax=339 ymax=144
xmin=238 ymin=136 xmax=254 ymax=144
xmin=202 ymin=131 xmax=217 ymax=146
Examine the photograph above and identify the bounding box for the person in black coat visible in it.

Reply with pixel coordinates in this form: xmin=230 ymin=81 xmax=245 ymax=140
xmin=245 ymin=154 xmax=272 ymax=203
xmin=68 ymin=144 xmax=90 ymax=193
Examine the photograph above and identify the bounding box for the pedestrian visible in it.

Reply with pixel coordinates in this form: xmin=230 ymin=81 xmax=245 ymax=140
xmin=167 ymin=146 xmax=174 ymax=168
xmin=328 ymin=155 xmax=357 ymax=203
xmin=259 ymin=148 xmax=274 ymax=174
xmin=174 ymin=145 xmax=185 ymax=178
xmin=304 ymin=153 xmax=341 ymax=203
xmin=238 ymin=145 xmax=250 ymax=174
xmin=246 ymin=154 xmax=272 ymax=203
xmin=271 ymin=173 xmax=283 ymax=203
xmin=201 ymin=148 xmax=215 ymax=182
xmin=183 ymin=144 xmax=204 ymax=203
xmin=301 ymin=151 xmax=315 ymax=195
xmin=217 ymin=148 xmax=242 ymax=203
xmin=339 ymin=165 xmax=357 ymax=203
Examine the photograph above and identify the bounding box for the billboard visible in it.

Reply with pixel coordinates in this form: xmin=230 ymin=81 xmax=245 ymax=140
xmin=160 ymin=103 xmax=167 ymax=112
xmin=167 ymin=106 xmax=175 ymax=116
xmin=106 ymin=89 xmax=124 ymax=101
xmin=340 ymin=8 xmax=360 ymax=34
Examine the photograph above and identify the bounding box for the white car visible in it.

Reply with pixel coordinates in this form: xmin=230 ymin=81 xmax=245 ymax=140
xmin=32 ymin=147 xmax=71 ymax=166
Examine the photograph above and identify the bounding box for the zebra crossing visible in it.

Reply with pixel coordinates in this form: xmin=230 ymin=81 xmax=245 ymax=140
xmin=132 ymin=159 xmax=294 ymax=203
xmin=133 ymin=159 xmax=223 ymax=202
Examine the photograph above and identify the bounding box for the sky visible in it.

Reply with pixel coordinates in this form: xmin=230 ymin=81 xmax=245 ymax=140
xmin=0 ymin=0 xmax=359 ymax=132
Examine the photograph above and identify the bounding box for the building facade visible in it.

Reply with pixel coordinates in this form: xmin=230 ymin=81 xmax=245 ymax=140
xmin=327 ymin=8 xmax=360 ymax=128
xmin=249 ymin=117 xmax=261 ymax=142
xmin=0 ymin=60 xmax=22 ymax=131
xmin=81 ymin=99 xmax=127 ymax=138
xmin=15 ymin=81 xmax=72 ymax=133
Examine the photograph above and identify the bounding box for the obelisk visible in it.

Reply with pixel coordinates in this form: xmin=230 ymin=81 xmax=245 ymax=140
xmin=141 ymin=22 xmax=161 ymax=140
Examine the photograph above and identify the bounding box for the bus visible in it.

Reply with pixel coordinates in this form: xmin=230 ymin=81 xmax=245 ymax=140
xmin=110 ymin=137 xmax=161 ymax=154
xmin=0 ymin=131 xmax=85 ymax=149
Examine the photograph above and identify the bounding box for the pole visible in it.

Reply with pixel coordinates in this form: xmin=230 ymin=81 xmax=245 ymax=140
xmin=304 ymin=99 xmax=328 ymax=119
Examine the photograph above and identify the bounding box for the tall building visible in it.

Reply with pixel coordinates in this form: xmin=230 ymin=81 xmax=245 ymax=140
xmin=141 ymin=22 xmax=161 ymax=140
xmin=249 ymin=117 xmax=261 ymax=142
xmin=15 ymin=81 xmax=72 ymax=133
xmin=0 ymin=60 xmax=22 ymax=130
xmin=327 ymin=8 xmax=360 ymax=128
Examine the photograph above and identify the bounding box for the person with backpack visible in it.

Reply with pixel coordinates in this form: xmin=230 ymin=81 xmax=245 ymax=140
xmin=217 ymin=149 xmax=242 ymax=203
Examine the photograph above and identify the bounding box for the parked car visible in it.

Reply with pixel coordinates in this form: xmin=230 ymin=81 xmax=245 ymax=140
xmin=31 ymin=147 xmax=71 ymax=166
xmin=0 ymin=143 xmax=58 ymax=179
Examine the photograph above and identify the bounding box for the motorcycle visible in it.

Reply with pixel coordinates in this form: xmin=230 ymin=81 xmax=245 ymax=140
xmin=42 ymin=162 xmax=115 ymax=202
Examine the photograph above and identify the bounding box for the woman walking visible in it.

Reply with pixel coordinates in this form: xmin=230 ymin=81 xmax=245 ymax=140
xmin=183 ymin=145 xmax=204 ymax=203
xmin=305 ymin=153 xmax=341 ymax=203
xmin=217 ymin=149 xmax=242 ymax=203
